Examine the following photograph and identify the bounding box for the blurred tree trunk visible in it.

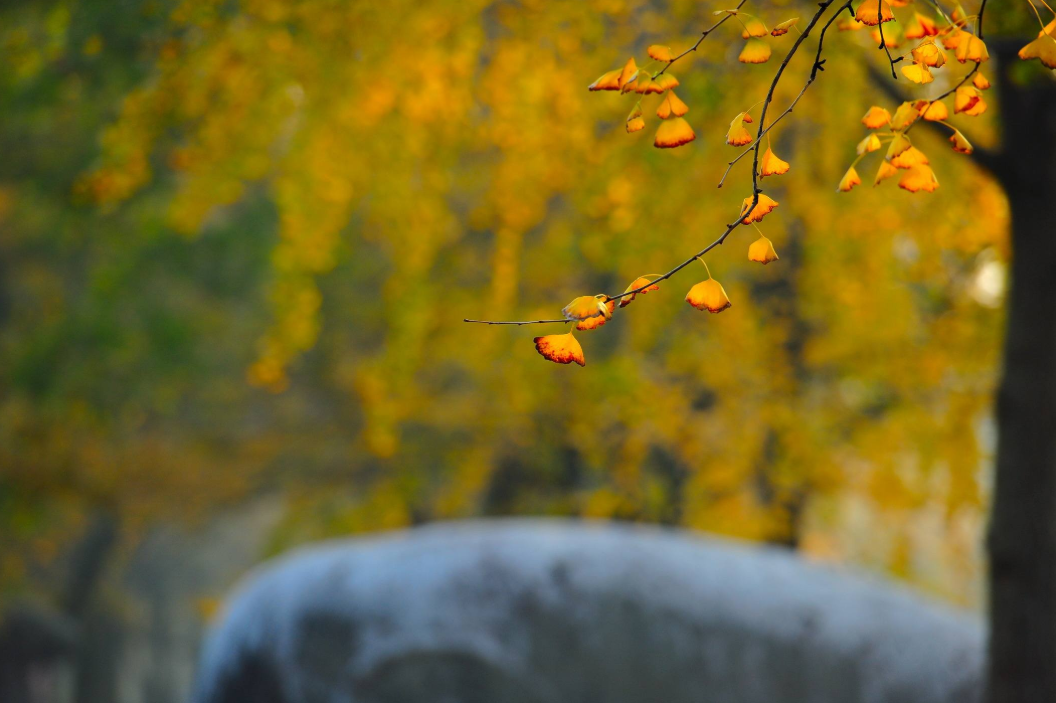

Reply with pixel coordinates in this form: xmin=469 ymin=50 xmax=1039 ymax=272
xmin=985 ymin=41 xmax=1056 ymax=703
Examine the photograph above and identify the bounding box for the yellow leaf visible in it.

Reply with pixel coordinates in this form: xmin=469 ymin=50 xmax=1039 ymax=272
xmin=618 ymin=277 xmax=660 ymax=308
xmin=686 ymin=278 xmax=732 ymax=313
xmin=740 ymin=194 xmax=779 ymax=223
xmin=727 ymin=113 xmax=753 ymax=146
xmin=856 ymin=0 xmax=894 ymax=26
xmin=760 ymin=147 xmax=790 ymax=177
xmin=534 ymin=332 xmax=585 ymax=366
xmin=648 ymin=45 xmax=675 ymax=62
xmin=862 ymin=106 xmax=891 ymax=129
xmin=748 ymin=235 xmax=779 ymax=264
xmin=771 ymin=18 xmax=799 ymax=36
xmin=562 ymin=295 xmax=610 ymax=321
xmin=588 ymin=69 xmax=622 ymax=91
xmin=654 ymin=117 xmax=696 ymax=148
xmin=739 ymin=38 xmax=772 ymax=63
xmin=838 ymin=166 xmax=862 ymax=192
xmin=656 ymin=91 xmax=689 ymax=119
xmin=898 ymin=164 xmax=939 ymax=193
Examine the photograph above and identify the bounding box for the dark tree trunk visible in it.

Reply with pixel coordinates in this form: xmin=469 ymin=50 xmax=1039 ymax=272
xmin=985 ymin=41 xmax=1056 ymax=703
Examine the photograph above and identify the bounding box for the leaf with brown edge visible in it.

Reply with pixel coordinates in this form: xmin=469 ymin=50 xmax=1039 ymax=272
xmin=890 ymin=145 xmax=929 ymax=169
xmin=534 ymin=332 xmax=586 ymax=366
xmin=685 ymin=278 xmax=732 ymax=313
xmin=838 ymin=166 xmax=862 ymax=192
xmin=890 ymin=101 xmax=923 ymax=131
xmin=949 ymin=129 xmax=973 ymax=154
xmin=618 ymin=277 xmax=660 ymax=308
xmin=740 ymin=194 xmax=779 ymax=223
xmin=771 ymin=18 xmax=799 ymax=36
xmin=954 ymin=85 xmax=982 ymax=114
xmin=727 ymin=113 xmax=753 ymax=146
xmin=739 ymin=38 xmax=772 ymax=64
xmin=576 ymin=300 xmax=616 ymax=330
xmin=748 ymin=235 xmax=779 ymax=264
xmin=972 ymin=73 xmax=991 ymax=90
xmin=862 ymin=106 xmax=891 ymax=129
xmin=562 ymin=294 xmax=610 ymax=321
xmin=1018 ymin=32 xmax=1056 ymax=69
xmin=647 ymin=45 xmax=675 ymax=62
xmin=886 ymin=133 xmax=912 ymax=160
xmin=626 ymin=117 xmax=645 ymax=133
xmin=921 ymin=100 xmax=948 ymax=121
xmin=904 ymin=12 xmax=939 ymax=39
xmin=898 ymin=164 xmax=939 ymax=193
xmin=855 ymin=0 xmax=894 ymax=26
xmin=654 ymin=117 xmax=696 ymax=148
xmin=656 ymin=91 xmax=689 ymax=119
xmin=588 ymin=69 xmax=622 ymax=91
xmin=760 ymin=148 xmax=790 ymax=177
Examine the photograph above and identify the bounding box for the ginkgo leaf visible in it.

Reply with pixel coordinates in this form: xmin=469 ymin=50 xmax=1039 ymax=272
xmin=654 ymin=117 xmax=696 ymax=148
xmin=618 ymin=57 xmax=639 ymax=90
xmin=648 ymin=45 xmax=675 ymax=62
xmin=954 ymin=85 xmax=985 ymax=114
xmin=739 ymin=38 xmax=771 ymax=63
xmin=635 ymin=75 xmax=662 ymax=94
xmin=627 ymin=103 xmax=642 ymax=120
xmin=534 ymin=332 xmax=586 ymax=366
xmin=627 ymin=116 xmax=646 ymax=133
xmin=886 ymin=133 xmax=912 ymax=160
xmin=871 ymin=27 xmax=903 ymax=49
xmin=874 ymin=160 xmax=900 ymax=185
xmin=973 ymin=73 xmax=991 ymax=90
xmin=576 ymin=300 xmax=617 ymax=330
xmin=726 ymin=114 xmax=753 ymax=146
xmin=740 ymin=194 xmax=779 ymax=223
xmin=838 ymin=17 xmax=864 ymax=31
xmin=921 ymin=100 xmax=949 ymax=121
xmin=771 ymin=18 xmax=799 ymax=36
xmin=901 ymin=63 xmax=934 ymax=84
xmin=911 ymin=40 xmax=947 ymax=67
xmin=1040 ymin=18 xmax=1056 ymax=37
xmin=653 ymin=74 xmax=680 ymax=92
xmin=760 ymin=147 xmax=790 ymax=177
xmin=890 ymin=101 xmax=923 ymax=130
xmin=588 ymin=69 xmax=622 ymax=91
xmin=618 ymin=276 xmax=661 ymax=308
xmin=748 ymin=235 xmax=779 ymax=264
xmin=955 ymin=33 xmax=989 ymax=63
xmin=904 ymin=12 xmax=939 ymax=39
xmin=742 ymin=113 xmax=754 ymax=123
xmin=656 ymin=91 xmax=689 ymax=119
xmin=1018 ymin=32 xmax=1056 ymax=69
xmin=856 ymin=0 xmax=894 ymax=26
xmin=686 ymin=278 xmax=732 ymax=313
xmin=741 ymin=16 xmax=770 ymax=38
xmin=562 ymin=295 xmax=611 ymax=321
xmin=890 ymin=145 xmax=929 ymax=169
xmin=838 ymin=166 xmax=862 ymax=192
xmin=942 ymin=27 xmax=964 ymax=50
xmin=898 ymin=164 xmax=940 ymax=192
xmin=862 ymin=106 xmax=891 ymax=128
xmin=949 ymin=129 xmax=974 ymax=154
xmin=857 ymin=133 xmax=882 ymax=154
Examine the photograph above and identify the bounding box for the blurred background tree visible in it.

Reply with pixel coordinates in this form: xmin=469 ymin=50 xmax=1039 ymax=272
xmin=2 ymin=0 xmax=1045 ymax=699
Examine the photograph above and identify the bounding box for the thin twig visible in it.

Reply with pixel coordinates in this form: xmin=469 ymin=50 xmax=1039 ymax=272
xmin=977 ymin=0 xmax=988 ymax=38
xmin=877 ymin=2 xmax=901 ymax=78
xmin=464 ymin=318 xmax=568 ymax=325
xmin=653 ymin=0 xmax=750 ymax=78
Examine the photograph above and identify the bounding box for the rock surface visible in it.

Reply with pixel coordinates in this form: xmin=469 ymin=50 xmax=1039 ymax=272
xmin=193 ymin=519 xmax=983 ymax=703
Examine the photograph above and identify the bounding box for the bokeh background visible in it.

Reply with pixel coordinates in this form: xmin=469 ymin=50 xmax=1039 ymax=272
xmin=0 ymin=0 xmax=1012 ymax=700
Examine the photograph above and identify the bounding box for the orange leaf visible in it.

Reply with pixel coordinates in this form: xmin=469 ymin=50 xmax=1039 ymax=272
xmin=654 ymin=117 xmax=696 ymax=148
xmin=648 ymin=45 xmax=675 ymax=62
xmin=862 ymin=106 xmax=891 ymax=129
xmin=890 ymin=145 xmax=929 ymax=169
xmin=748 ymin=235 xmax=779 ymax=264
xmin=618 ymin=57 xmax=639 ymax=90
xmin=656 ymin=91 xmax=689 ymax=119
xmin=771 ymin=18 xmax=799 ymax=36
xmin=576 ymin=300 xmax=617 ymax=330
xmin=855 ymin=0 xmax=894 ymax=26
xmin=911 ymin=40 xmax=947 ymax=67
xmin=898 ymin=164 xmax=939 ymax=193
xmin=760 ymin=147 xmax=790 ymax=177
xmin=588 ymin=69 xmax=622 ymax=91
xmin=618 ymin=277 xmax=660 ymax=308
xmin=727 ymin=113 xmax=753 ymax=146
xmin=921 ymin=100 xmax=949 ymax=121
xmin=901 ymin=63 xmax=934 ymax=84
xmin=838 ymin=166 xmax=862 ymax=192
xmin=740 ymin=194 xmax=779 ymax=223
xmin=685 ymin=278 xmax=732 ymax=313
xmin=949 ymin=129 xmax=974 ymax=154
xmin=954 ymin=85 xmax=982 ymax=114
xmin=626 ymin=116 xmax=646 ymax=133
xmin=857 ymin=133 xmax=882 ymax=154
xmin=972 ymin=72 xmax=990 ymax=90
xmin=562 ymin=295 xmax=611 ymax=321
xmin=534 ymin=332 xmax=585 ymax=366
xmin=874 ymin=161 xmax=899 ymax=186
xmin=1018 ymin=32 xmax=1056 ymax=69
xmin=890 ymin=101 xmax=923 ymax=131
xmin=653 ymin=74 xmax=680 ymax=92
xmin=955 ymin=33 xmax=989 ymax=63
xmin=904 ymin=12 xmax=939 ymax=39
xmin=739 ymin=38 xmax=772 ymax=63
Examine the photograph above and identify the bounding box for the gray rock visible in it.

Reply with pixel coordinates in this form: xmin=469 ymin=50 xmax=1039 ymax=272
xmin=192 ymin=519 xmax=983 ymax=703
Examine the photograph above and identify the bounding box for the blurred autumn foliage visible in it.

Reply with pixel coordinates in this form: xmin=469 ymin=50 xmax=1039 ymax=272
xmin=0 ymin=0 xmax=1016 ymax=609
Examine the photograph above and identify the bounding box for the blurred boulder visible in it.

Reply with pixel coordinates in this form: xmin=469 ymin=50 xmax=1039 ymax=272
xmin=193 ymin=519 xmax=982 ymax=703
